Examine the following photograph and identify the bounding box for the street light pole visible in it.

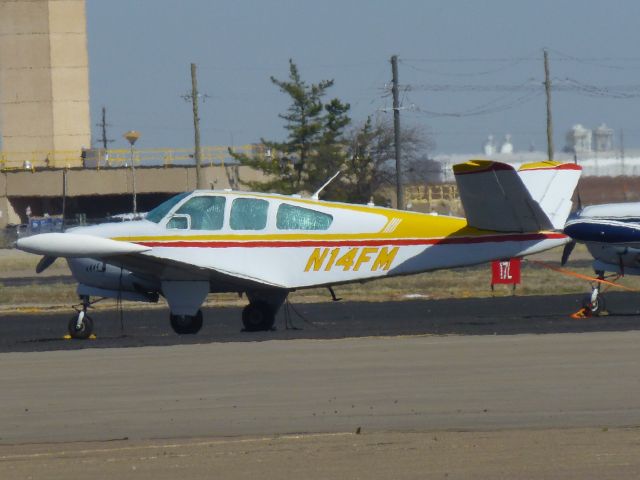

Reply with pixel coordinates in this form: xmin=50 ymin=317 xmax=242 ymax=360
xmin=123 ymin=130 xmax=141 ymax=214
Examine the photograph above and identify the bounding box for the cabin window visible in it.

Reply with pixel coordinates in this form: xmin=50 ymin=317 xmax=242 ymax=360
xmin=173 ymin=196 xmax=226 ymax=230
xmin=276 ymin=203 xmax=333 ymax=230
xmin=146 ymin=192 xmax=190 ymax=223
xmin=166 ymin=214 xmax=190 ymax=230
xmin=230 ymin=198 xmax=268 ymax=230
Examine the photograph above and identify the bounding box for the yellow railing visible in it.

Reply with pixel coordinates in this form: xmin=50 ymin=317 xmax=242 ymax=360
xmin=406 ymin=184 xmax=459 ymax=204
xmin=0 ymin=145 xmax=263 ymax=171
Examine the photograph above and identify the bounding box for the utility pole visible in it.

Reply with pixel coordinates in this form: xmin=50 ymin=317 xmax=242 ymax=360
xmin=124 ymin=130 xmax=140 ymax=214
xmin=543 ymin=49 xmax=554 ymax=160
xmin=61 ymin=168 xmax=67 ymax=229
xmin=96 ymin=106 xmax=113 ymax=150
xmin=391 ymin=55 xmax=404 ymax=210
xmin=190 ymin=63 xmax=203 ymax=189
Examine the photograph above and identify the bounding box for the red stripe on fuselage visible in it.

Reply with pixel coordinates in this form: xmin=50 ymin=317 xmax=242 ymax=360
xmin=136 ymin=232 xmax=566 ymax=249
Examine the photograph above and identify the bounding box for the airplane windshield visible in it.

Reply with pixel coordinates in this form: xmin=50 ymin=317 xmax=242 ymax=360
xmin=146 ymin=192 xmax=191 ymax=223
xmin=174 ymin=196 xmax=226 ymax=230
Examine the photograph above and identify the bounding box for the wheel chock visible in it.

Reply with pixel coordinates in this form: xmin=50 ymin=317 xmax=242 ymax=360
xmin=570 ymin=307 xmax=591 ymax=319
xmin=62 ymin=334 xmax=97 ymax=340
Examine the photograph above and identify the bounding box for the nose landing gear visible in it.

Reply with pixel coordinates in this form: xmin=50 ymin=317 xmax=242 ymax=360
xmin=68 ymin=295 xmax=95 ymax=339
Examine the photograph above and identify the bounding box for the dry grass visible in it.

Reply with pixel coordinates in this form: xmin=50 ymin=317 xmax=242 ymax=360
xmin=0 ymin=249 xmax=70 ymax=278
xmin=1 ymin=244 xmax=637 ymax=311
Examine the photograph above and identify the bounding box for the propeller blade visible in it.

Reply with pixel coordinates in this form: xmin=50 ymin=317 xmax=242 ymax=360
xmin=36 ymin=255 xmax=57 ymax=274
xmin=561 ymin=240 xmax=576 ymax=266
xmin=576 ymin=189 xmax=583 ymax=211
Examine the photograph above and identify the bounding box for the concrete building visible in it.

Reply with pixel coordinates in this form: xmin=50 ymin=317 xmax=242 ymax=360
xmin=0 ymin=0 xmax=90 ymax=167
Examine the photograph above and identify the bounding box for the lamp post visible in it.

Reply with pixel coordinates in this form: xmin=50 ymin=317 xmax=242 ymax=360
xmin=124 ymin=130 xmax=140 ymax=214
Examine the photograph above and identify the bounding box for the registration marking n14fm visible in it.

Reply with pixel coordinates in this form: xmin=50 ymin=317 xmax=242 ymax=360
xmin=304 ymin=246 xmax=399 ymax=272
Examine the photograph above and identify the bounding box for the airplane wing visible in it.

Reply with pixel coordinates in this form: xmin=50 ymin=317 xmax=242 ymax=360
xmin=16 ymin=232 xmax=282 ymax=290
xmin=453 ymin=160 xmax=581 ymax=233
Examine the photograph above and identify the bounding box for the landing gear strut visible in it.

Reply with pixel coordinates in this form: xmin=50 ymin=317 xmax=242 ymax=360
xmin=582 ymin=270 xmax=606 ymax=316
xmin=242 ymin=301 xmax=275 ymax=332
xmin=170 ymin=310 xmax=203 ymax=335
xmin=68 ymin=295 xmax=94 ymax=339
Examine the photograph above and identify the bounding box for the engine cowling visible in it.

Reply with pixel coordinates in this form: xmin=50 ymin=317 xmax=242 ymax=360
xmin=67 ymin=258 xmax=159 ymax=302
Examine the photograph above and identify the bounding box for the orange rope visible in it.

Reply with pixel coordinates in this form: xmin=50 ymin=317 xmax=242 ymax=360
xmin=526 ymin=259 xmax=640 ymax=292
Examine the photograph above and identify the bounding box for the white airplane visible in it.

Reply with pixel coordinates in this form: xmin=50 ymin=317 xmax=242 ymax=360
xmin=562 ymin=201 xmax=640 ymax=315
xmin=16 ymin=160 xmax=581 ymax=338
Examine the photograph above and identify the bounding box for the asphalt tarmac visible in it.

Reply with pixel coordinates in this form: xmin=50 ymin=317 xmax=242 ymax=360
xmin=2 ymin=294 xmax=640 ymax=478
xmin=1 ymin=291 xmax=639 ymax=352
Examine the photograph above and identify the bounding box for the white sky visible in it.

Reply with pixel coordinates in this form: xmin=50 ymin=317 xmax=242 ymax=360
xmin=87 ymin=0 xmax=640 ymax=154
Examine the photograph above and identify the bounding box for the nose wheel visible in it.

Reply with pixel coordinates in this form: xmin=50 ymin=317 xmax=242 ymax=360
xmin=69 ymin=296 xmax=94 ymax=339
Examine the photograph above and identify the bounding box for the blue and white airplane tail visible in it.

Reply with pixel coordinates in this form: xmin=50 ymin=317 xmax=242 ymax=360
xmin=454 ymin=160 xmax=582 ymax=233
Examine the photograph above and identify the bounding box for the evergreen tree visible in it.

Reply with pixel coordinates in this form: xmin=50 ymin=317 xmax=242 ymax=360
xmin=229 ymin=60 xmax=350 ymax=195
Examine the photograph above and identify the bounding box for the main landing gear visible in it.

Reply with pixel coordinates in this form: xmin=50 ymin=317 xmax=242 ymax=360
xmin=241 ymin=301 xmax=276 ymax=332
xmin=169 ymin=310 xmax=203 ymax=335
xmin=68 ymin=295 xmax=95 ymax=339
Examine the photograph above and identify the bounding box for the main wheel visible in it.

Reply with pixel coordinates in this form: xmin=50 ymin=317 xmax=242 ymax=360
xmin=242 ymin=301 xmax=275 ymax=332
xmin=582 ymin=293 xmax=605 ymax=316
xmin=68 ymin=312 xmax=94 ymax=340
xmin=170 ymin=310 xmax=203 ymax=335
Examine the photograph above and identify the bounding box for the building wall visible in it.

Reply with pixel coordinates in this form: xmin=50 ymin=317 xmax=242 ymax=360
xmin=0 ymin=0 xmax=90 ymax=166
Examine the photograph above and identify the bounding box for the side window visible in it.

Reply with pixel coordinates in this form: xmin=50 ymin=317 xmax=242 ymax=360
xmin=230 ymin=198 xmax=269 ymax=230
xmin=172 ymin=196 xmax=226 ymax=230
xmin=166 ymin=214 xmax=190 ymax=230
xmin=277 ymin=203 xmax=333 ymax=230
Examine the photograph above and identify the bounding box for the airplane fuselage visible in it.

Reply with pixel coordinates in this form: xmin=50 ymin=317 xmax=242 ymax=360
xmin=67 ymin=191 xmax=569 ymax=291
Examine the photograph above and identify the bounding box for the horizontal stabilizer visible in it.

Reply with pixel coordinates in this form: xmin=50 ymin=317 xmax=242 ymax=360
xmin=15 ymin=233 xmax=151 ymax=258
xmin=453 ymin=160 xmax=581 ymax=233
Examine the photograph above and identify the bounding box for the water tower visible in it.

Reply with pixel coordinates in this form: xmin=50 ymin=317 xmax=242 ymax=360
xmin=593 ymin=123 xmax=613 ymax=152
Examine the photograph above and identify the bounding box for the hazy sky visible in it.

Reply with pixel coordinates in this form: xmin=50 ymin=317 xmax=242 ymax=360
xmin=87 ymin=0 xmax=640 ymax=154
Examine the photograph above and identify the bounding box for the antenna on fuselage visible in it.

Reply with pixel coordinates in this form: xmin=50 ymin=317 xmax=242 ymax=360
xmin=311 ymin=170 xmax=341 ymax=201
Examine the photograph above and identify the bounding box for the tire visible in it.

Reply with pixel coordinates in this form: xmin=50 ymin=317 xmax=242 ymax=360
xmin=242 ymin=301 xmax=275 ymax=332
xmin=582 ymin=293 xmax=605 ymax=316
xmin=170 ymin=310 xmax=203 ymax=335
xmin=68 ymin=313 xmax=94 ymax=340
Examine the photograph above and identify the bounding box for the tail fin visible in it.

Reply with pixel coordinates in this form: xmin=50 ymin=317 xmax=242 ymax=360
xmin=516 ymin=161 xmax=581 ymax=229
xmin=453 ymin=160 xmax=581 ymax=233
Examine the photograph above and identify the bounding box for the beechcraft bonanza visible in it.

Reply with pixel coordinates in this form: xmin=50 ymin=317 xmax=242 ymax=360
xmin=16 ymin=160 xmax=581 ymax=338
xmin=562 ymin=202 xmax=640 ymax=315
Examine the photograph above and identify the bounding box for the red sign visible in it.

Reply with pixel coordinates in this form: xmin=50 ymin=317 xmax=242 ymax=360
xmin=491 ymin=258 xmax=521 ymax=285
